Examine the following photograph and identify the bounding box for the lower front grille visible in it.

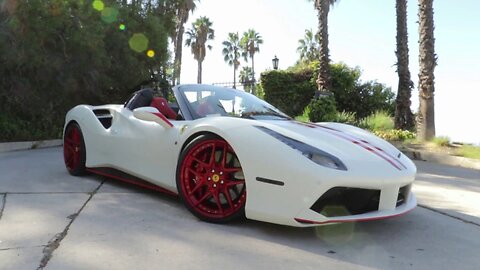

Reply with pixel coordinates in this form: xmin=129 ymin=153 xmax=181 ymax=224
xmin=310 ymin=187 xmax=380 ymax=217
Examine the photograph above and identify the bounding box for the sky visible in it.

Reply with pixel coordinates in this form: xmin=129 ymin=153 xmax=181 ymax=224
xmin=180 ymin=0 xmax=480 ymax=145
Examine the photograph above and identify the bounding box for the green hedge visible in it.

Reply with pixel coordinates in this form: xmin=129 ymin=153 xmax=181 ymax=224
xmin=260 ymin=61 xmax=395 ymax=119
xmin=260 ymin=70 xmax=315 ymax=116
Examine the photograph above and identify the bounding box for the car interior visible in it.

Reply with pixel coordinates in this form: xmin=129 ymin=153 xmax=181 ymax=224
xmin=125 ymin=88 xmax=183 ymax=120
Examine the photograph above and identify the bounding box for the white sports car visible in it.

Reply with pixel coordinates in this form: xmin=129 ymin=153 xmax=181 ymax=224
xmin=63 ymin=84 xmax=416 ymax=227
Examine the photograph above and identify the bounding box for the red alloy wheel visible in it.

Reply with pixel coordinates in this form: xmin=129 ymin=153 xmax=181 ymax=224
xmin=63 ymin=123 xmax=86 ymax=176
xmin=178 ymin=135 xmax=246 ymax=222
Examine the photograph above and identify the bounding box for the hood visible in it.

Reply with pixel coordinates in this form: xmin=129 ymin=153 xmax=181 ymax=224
xmin=257 ymin=120 xmax=411 ymax=174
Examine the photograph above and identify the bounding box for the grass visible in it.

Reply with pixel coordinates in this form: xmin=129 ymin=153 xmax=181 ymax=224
xmin=432 ymin=136 xmax=450 ymax=147
xmin=456 ymin=145 xmax=480 ymax=160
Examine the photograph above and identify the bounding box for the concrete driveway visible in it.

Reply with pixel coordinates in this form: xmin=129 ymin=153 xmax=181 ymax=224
xmin=1 ymin=147 xmax=479 ymax=270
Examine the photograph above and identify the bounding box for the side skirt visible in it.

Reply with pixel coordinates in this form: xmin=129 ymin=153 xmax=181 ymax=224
xmin=87 ymin=167 xmax=178 ymax=196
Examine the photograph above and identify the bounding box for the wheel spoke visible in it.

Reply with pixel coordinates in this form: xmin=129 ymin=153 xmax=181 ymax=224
xmin=223 ymin=189 xmax=234 ymax=209
xmin=192 ymin=157 xmax=209 ymax=169
xmin=223 ymin=167 xmax=241 ymax=173
xmin=187 ymin=168 xmax=203 ymax=178
xmin=65 ymin=138 xmax=75 ymax=145
xmin=194 ymin=190 xmax=213 ymax=206
xmin=209 ymin=143 xmax=216 ymax=166
xmin=190 ymin=179 xmax=207 ymax=194
xmin=226 ymin=180 xmax=245 ymax=187
xmin=212 ymin=193 xmax=224 ymax=214
xmin=221 ymin=144 xmax=228 ymax=168
xmin=65 ymin=143 xmax=75 ymax=152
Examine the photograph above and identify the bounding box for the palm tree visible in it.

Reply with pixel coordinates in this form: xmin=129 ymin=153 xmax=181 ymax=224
xmin=222 ymin=32 xmax=241 ymax=89
xmin=185 ymin=16 xmax=214 ymax=84
xmin=394 ymin=0 xmax=414 ymax=130
xmin=308 ymin=0 xmax=339 ymax=97
xmin=297 ymin=29 xmax=320 ymax=62
xmin=240 ymin=29 xmax=263 ymax=95
xmin=172 ymin=0 xmax=198 ymax=86
xmin=417 ymin=0 xmax=437 ymax=141
xmin=239 ymin=66 xmax=253 ymax=92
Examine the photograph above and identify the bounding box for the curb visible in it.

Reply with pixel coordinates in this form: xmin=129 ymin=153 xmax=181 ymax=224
xmin=401 ymin=149 xmax=480 ymax=171
xmin=0 ymin=139 xmax=63 ymax=153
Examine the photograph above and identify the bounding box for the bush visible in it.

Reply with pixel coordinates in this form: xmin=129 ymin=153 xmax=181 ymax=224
xmin=307 ymin=96 xmax=337 ymax=122
xmin=358 ymin=111 xmax=394 ymax=131
xmin=373 ymin=129 xmax=416 ymax=141
xmin=262 ymin=61 xmax=395 ymax=120
xmin=261 ymin=70 xmax=315 ymax=116
xmin=334 ymin=111 xmax=357 ymax=125
xmin=432 ymin=136 xmax=450 ymax=147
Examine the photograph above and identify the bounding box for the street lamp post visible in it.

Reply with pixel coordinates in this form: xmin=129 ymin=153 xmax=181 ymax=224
xmin=272 ymin=55 xmax=279 ymax=70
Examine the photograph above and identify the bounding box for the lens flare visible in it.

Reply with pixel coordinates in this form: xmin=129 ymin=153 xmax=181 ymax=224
xmin=129 ymin=34 xmax=149 ymax=53
xmin=119 ymin=24 xmax=126 ymax=31
xmin=101 ymin=7 xmax=119 ymax=23
xmin=147 ymin=50 xmax=155 ymax=58
xmin=92 ymin=0 xmax=104 ymax=11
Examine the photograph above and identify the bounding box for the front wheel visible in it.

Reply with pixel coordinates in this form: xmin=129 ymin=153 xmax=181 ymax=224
xmin=63 ymin=123 xmax=87 ymax=176
xmin=177 ymin=134 xmax=246 ymax=223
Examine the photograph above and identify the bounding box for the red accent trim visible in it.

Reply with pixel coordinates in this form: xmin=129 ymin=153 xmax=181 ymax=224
xmin=150 ymin=97 xmax=178 ymax=120
xmin=294 ymin=121 xmax=406 ymax=170
xmin=151 ymin=112 xmax=174 ymax=127
xmin=87 ymin=168 xmax=177 ymax=196
xmin=294 ymin=207 xmax=415 ymax=225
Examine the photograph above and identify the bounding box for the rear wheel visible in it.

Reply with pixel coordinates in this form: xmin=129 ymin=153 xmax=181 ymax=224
xmin=63 ymin=123 xmax=87 ymax=176
xmin=177 ymin=134 xmax=246 ymax=223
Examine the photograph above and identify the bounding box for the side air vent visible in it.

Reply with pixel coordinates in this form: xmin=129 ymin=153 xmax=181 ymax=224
xmin=93 ymin=109 xmax=113 ymax=129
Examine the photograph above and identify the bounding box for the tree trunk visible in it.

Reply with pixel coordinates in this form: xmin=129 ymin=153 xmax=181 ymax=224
xmin=197 ymin=60 xmax=202 ymax=83
xmin=251 ymin=53 xmax=256 ymax=95
xmin=394 ymin=0 xmax=414 ymax=130
xmin=417 ymin=0 xmax=436 ymax=141
xmin=315 ymin=0 xmax=331 ymax=96
xmin=233 ymin=66 xmax=237 ymax=89
xmin=173 ymin=9 xmax=187 ymax=86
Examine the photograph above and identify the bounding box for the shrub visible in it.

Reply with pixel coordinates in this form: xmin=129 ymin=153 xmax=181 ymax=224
xmin=358 ymin=111 xmax=394 ymax=131
xmin=307 ymin=96 xmax=337 ymax=122
xmin=432 ymin=136 xmax=450 ymax=147
xmin=334 ymin=111 xmax=357 ymax=125
xmin=262 ymin=61 xmax=395 ymax=120
xmin=373 ymin=129 xmax=416 ymax=141
xmin=261 ymin=70 xmax=315 ymax=116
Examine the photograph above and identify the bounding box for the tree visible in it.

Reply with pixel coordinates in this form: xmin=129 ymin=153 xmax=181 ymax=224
xmin=308 ymin=0 xmax=339 ymax=96
xmin=172 ymin=0 xmax=197 ymax=86
xmin=297 ymin=29 xmax=320 ymax=62
xmin=417 ymin=0 xmax=437 ymax=140
xmin=222 ymin=32 xmax=241 ymax=89
xmin=394 ymin=0 xmax=414 ymax=130
xmin=185 ymin=16 xmax=214 ymax=84
xmin=240 ymin=29 xmax=263 ymax=95
xmin=0 ymin=0 xmax=173 ymax=141
xmin=239 ymin=66 xmax=254 ymax=92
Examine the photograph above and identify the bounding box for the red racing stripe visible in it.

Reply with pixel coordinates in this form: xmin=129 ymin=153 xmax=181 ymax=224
xmin=294 ymin=121 xmax=405 ymax=170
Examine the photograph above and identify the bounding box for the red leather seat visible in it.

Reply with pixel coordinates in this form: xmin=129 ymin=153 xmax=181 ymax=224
xmin=150 ymin=97 xmax=177 ymax=120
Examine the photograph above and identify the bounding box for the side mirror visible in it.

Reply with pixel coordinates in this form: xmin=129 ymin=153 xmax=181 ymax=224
xmin=133 ymin=107 xmax=173 ymax=129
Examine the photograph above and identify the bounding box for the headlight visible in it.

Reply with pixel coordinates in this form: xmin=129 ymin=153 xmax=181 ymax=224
xmin=255 ymin=126 xmax=347 ymax=171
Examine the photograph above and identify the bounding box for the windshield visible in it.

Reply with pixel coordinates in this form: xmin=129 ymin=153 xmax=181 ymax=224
xmin=178 ymin=85 xmax=290 ymax=121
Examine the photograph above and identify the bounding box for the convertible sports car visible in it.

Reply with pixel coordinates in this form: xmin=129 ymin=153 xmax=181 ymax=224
xmin=63 ymin=84 xmax=416 ymax=227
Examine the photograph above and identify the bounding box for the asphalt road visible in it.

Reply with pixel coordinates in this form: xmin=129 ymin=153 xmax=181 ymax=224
xmin=1 ymin=147 xmax=479 ymax=270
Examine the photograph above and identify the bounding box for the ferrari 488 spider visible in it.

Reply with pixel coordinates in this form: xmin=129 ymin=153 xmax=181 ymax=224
xmin=63 ymin=84 xmax=416 ymax=226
